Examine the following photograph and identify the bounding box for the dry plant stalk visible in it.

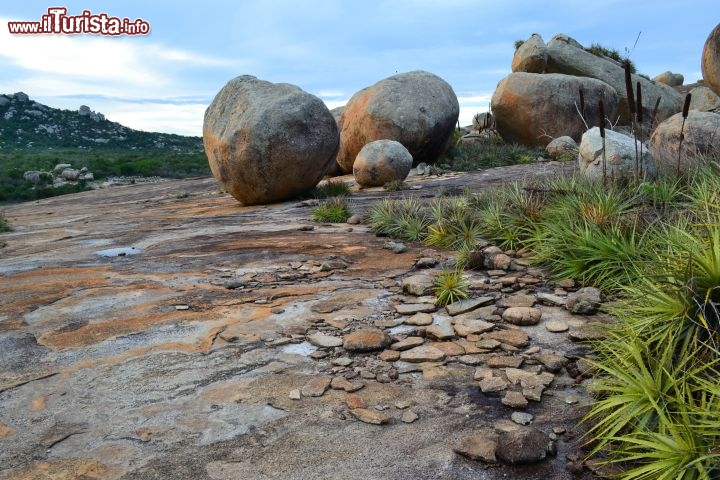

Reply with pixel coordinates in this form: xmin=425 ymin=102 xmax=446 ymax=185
xmin=678 ymin=93 xmax=692 ymax=176
xmin=636 ymin=81 xmax=644 ymax=179
xmin=599 ymin=99 xmax=607 ymax=185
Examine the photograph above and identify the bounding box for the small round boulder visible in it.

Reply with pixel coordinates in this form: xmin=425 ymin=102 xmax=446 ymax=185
xmin=353 ymin=140 xmax=413 ymax=187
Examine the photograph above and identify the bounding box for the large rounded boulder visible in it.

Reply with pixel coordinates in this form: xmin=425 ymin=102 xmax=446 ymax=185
xmin=648 ymin=110 xmax=720 ymax=174
xmin=353 ymin=140 xmax=413 ymax=187
xmin=203 ymin=75 xmax=339 ymax=205
xmin=491 ymin=72 xmax=619 ymax=147
xmin=702 ymin=23 xmax=720 ymax=96
xmin=336 ymin=71 xmax=459 ymax=172
xmin=512 ymin=34 xmax=548 ymax=73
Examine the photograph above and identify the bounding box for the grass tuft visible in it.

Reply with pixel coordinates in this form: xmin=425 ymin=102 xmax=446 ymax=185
xmin=311 ymin=196 xmax=352 ymax=223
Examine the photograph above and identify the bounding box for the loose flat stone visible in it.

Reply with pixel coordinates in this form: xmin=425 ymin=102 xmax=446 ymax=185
xmin=330 ymin=376 xmax=364 ymax=393
xmin=301 ymin=376 xmax=332 ymax=397
xmin=496 ymin=427 xmax=551 ymax=464
xmin=332 ymin=356 xmax=354 ymax=367
xmin=378 ymin=349 xmax=401 ymax=362
xmin=453 ymin=318 xmax=495 ymax=337
xmin=537 ymin=292 xmax=566 ymax=306
xmin=390 ymin=336 xmax=425 ymax=351
xmin=325 ymin=318 xmax=349 ymax=330
xmin=476 ymin=339 xmax=502 ymax=350
xmin=485 ymin=329 xmax=530 ymax=348
xmin=426 ymin=318 xmax=455 ymax=340
xmin=455 ymin=339 xmax=484 ymax=354
xmin=511 ymin=412 xmax=534 ymax=425
xmin=457 ymin=354 xmax=483 ymax=366
xmin=349 ymin=408 xmax=390 ymax=425
xmin=479 ymin=376 xmax=508 ymax=393
xmin=454 ymin=434 xmax=498 ymax=463
xmin=568 ymin=323 xmax=604 ymax=342
xmin=399 ymin=345 xmax=446 ymax=362
xmin=432 ymin=341 xmax=465 ymax=357
xmin=486 ymin=355 xmax=524 ymax=368
xmin=307 ymin=332 xmax=343 ymax=348
xmin=403 ymin=312 xmax=433 ymax=326
xmin=402 ymin=274 xmax=435 ymax=296
xmin=497 ymin=294 xmax=536 ymax=308
xmin=502 ymin=307 xmax=542 ymax=326
xmin=343 ymin=328 xmax=391 ymax=352
xmin=289 ymin=389 xmax=301 ymax=400
xmin=474 ymin=367 xmax=494 ymax=380
xmin=394 ymin=303 xmax=436 ymax=315
xmin=401 ymin=410 xmax=419 ymax=423
xmin=446 ymin=296 xmax=494 ymax=316
xmin=534 ymin=353 xmax=568 ymax=373
xmin=502 ymin=391 xmax=528 ymax=408
xmin=544 ymin=319 xmax=569 ymax=333
xmin=522 ymin=385 xmax=545 ymax=402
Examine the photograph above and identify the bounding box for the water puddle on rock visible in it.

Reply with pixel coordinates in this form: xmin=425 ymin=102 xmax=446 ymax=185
xmin=280 ymin=341 xmax=317 ymax=357
xmin=95 ymin=247 xmax=142 ymax=257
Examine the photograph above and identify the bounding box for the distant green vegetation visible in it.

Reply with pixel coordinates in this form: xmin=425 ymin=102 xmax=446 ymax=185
xmin=0 ymin=148 xmax=210 ymax=203
xmin=439 ymin=136 xmax=544 ymax=171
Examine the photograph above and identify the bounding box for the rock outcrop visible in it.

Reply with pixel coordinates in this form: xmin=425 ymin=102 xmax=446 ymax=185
xmin=545 ymin=136 xmax=578 ymax=161
xmin=203 ymin=75 xmax=339 ymax=205
xmin=491 ymin=72 xmax=618 ymax=147
xmin=689 ymin=86 xmax=720 ymax=112
xmin=702 ymin=23 xmax=720 ymax=96
xmin=648 ymin=110 xmax=720 ymax=174
xmin=578 ymin=127 xmax=655 ymax=181
xmin=336 ymin=71 xmax=459 ymax=172
xmin=653 ymin=71 xmax=684 ymax=87
xmin=353 ymin=139 xmax=413 ymax=187
xmin=512 ymin=34 xmax=548 ymax=73
xmin=544 ymin=34 xmax=684 ymax=124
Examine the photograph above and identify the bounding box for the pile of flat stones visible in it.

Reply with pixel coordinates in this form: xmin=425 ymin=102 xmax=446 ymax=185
xmin=271 ymin=244 xmax=607 ymax=468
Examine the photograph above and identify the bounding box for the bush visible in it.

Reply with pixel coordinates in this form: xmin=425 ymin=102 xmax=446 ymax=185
xmin=433 ymin=268 xmax=469 ymax=306
xmin=311 ymin=196 xmax=352 ymax=223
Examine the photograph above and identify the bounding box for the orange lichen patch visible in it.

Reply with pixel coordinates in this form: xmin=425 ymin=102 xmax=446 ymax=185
xmin=31 ymin=396 xmax=46 ymax=412
xmin=0 ymin=459 xmax=114 ymax=480
xmin=37 ymin=310 xmax=197 ymax=350
xmin=0 ymin=419 xmax=16 ymax=438
xmin=0 ymin=317 xmax=25 ymax=331
xmin=0 ymin=266 xmax=111 ymax=316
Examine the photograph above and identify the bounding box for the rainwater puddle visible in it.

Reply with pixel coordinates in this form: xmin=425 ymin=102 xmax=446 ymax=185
xmin=280 ymin=341 xmax=317 ymax=357
xmin=95 ymin=247 xmax=142 ymax=257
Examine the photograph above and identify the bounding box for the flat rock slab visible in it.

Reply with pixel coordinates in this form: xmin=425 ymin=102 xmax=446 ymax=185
xmin=502 ymin=307 xmax=542 ymax=326
xmin=301 ymin=376 xmax=332 ymax=397
xmin=455 ymin=434 xmax=498 ymax=463
xmin=399 ymin=345 xmax=446 ymax=362
xmin=307 ymin=332 xmax=343 ymax=348
xmin=446 ymin=296 xmax=494 ymax=316
xmin=349 ymin=408 xmax=391 ymax=425
xmin=426 ymin=318 xmax=455 ymax=340
xmin=394 ymin=303 xmax=437 ymax=315
xmin=403 ymin=312 xmax=433 ymax=326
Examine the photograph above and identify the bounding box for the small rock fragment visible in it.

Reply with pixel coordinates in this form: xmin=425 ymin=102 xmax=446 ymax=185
xmin=301 ymin=376 xmax=332 ymax=397
xmin=502 ymin=307 xmax=542 ymax=326
xmin=511 ymin=412 xmax=534 ymax=425
xmin=502 ymin=391 xmax=529 ymax=408
xmin=399 ymin=345 xmax=446 ymax=362
xmin=349 ymin=408 xmax=390 ymax=425
xmin=455 ymin=434 xmax=498 ymax=463
xmin=401 ymin=410 xmax=419 ymax=423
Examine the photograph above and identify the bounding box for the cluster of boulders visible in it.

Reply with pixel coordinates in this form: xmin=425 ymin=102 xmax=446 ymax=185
xmin=495 ymin=26 xmax=720 ymax=181
xmin=203 ymin=71 xmax=459 ymax=205
xmin=23 ymin=163 xmax=95 ymax=188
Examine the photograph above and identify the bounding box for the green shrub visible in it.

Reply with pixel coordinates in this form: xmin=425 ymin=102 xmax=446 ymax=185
xmin=433 ymin=268 xmax=469 ymax=306
xmin=439 ymin=139 xmax=545 ymax=172
xmin=312 ymin=179 xmax=351 ymax=198
xmin=311 ymin=196 xmax=352 ymax=223
xmin=383 ymin=180 xmax=408 ymax=192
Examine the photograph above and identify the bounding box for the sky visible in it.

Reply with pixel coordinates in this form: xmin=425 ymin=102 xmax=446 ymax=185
xmin=0 ymin=1 xmax=717 ymax=137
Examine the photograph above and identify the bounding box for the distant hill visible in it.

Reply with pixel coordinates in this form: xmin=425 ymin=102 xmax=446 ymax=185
xmin=0 ymin=92 xmax=203 ymax=151
xmin=0 ymin=92 xmax=210 ymax=203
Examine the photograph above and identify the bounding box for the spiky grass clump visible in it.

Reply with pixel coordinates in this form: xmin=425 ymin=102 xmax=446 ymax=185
xmin=433 ymin=268 xmax=469 ymax=307
xmin=440 ymin=138 xmax=545 ymax=172
xmin=311 ymin=196 xmax=352 ymax=223
xmin=367 ymin=196 xmax=430 ymax=241
xmin=383 ymin=180 xmax=408 ymax=192
xmin=312 ymin=179 xmax=351 ymax=199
